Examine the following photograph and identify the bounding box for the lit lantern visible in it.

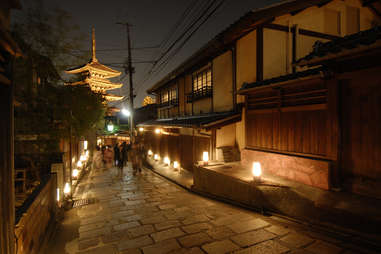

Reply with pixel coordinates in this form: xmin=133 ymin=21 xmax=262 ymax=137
xmin=80 ymin=155 xmax=86 ymax=161
xmin=252 ymin=162 xmax=262 ymax=181
xmin=72 ymin=169 xmax=79 ymax=178
xmin=154 ymin=154 xmax=159 ymax=161
xmin=85 ymin=150 xmax=89 ymax=157
xmin=107 ymin=124 xmax=114 ymax=132
xmin=72 ymin=157 xmax=76 ymax=163
xmin=97 ymin=139 xmax=102 ymax=145
xmin=202 ymin=151 xmax=209 ymax=165
xmin=155 ymin=128 xmax=161 ymax=134
xmin=57 ymin=188 xmax=60 ymax=202
xmin=84 ymin=140 xmax=88 ymax=150
xmin=164 ymin=157 xmax=170 ymax=166
xmin=64 ymin=182 xmax=71 ymax=195
xmin=148 ymin=150 xmax=153 ymax=156
xmin=77 ymin=160 xmax=83 ymax=168
xmin=139 ymin=127 xmax=144 ymax=132
xmin=173 ymin=161 xmax=179 ymax=170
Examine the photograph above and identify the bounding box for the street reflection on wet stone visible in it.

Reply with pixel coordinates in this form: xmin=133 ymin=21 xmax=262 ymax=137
xmin=50 ymin=165 xmax=365 ymax=254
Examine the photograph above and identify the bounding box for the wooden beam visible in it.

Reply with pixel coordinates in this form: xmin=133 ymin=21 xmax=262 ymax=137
xmin=256 ymin=27 xmax=263 ymax=82
xmin=264 ymin=23 xmax=341 ymax=41
xmin=362 ymin=0 xmax=378 ymax=6
xmin=231 ymin=45 xmax=237 ymax=111
xmin=292 ymin=25 xmax=297 ymax=73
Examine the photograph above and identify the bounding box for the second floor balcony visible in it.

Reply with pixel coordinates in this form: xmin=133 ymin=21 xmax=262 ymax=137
xmin=186 ymin=86 xmax=213 ymax=103
xmin=158 ymin=98 xmax=179 ymax=108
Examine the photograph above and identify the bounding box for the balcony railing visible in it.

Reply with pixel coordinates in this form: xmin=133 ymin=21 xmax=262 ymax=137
xmin=186 ymin=86 xmax=213 ymax=103
xmin=158 ymin=98 xmax=178 ymax=108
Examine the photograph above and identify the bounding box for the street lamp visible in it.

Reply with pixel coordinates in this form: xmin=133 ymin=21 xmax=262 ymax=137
xmin=122 ymin=108 xmax=131 ymax=117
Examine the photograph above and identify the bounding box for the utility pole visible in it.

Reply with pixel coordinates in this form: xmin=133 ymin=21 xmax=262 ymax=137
xmin=117 ymin=22 xmax=134 ymax=141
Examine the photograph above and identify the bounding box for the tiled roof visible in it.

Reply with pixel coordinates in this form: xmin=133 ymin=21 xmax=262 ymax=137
xmin=138 ymin=111 xmax=240 ymax=129
xmin=296 ymin=26 xmax=381 ymax=66
xmin=239 ymin=67 xmax=325 ymax=93
xmin=66 ymin=60 xmax=121 ymax=77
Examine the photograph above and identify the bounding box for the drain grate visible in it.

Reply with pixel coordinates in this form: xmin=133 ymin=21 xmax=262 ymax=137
xmin=73 ymin=198 xmax=96 ymax=208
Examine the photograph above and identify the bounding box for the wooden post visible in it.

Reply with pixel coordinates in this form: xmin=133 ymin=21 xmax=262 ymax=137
xmin=0 ymin=58 xmax=15 ymax=254
xmin=327 ymin=78 xmax=341 ymax=188
xmin=256 ymin=27 xmax=263 ymax=82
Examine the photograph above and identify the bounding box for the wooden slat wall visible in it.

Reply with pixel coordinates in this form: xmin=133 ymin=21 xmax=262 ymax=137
xmin=246 ymin=79 xmax=329 ymax=157
xmin=144 ymin=131 xmax=210 ymax=171
xmin=341 ymin=73 xmax=381 ymax=180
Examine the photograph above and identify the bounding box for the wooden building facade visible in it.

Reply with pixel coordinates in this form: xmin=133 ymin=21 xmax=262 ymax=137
xmin=143 ymin=0 xmax=381 ymax=195
xmin=0 ymin=1 xmax=21 ymax=253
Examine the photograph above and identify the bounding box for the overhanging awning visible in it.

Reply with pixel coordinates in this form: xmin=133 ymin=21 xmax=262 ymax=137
xmin=138 ymin=111 xmax=241 ymax=129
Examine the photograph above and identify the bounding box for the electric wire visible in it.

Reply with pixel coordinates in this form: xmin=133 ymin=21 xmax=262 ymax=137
xmin=138 ymin=0 xmax=225 ymax=88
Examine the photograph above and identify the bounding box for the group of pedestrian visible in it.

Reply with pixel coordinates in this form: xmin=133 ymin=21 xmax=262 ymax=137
xmin=113 ymin=141 xmax=129 ymax=177
xmin=92 ymin=138 xmax=145 ymax=177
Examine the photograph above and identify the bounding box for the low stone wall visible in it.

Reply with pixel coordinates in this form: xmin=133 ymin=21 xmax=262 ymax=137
xmin=241 ymin=149 xmax=330 ymax=190
xmin=14 ymin=176 xmax=57 ymax=254
xmin=192 ymin=165 xmax=381 ymax=234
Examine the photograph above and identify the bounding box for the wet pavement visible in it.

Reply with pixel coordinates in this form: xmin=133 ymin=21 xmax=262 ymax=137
xmin=46 ymin=165 xmax=377 ymax=254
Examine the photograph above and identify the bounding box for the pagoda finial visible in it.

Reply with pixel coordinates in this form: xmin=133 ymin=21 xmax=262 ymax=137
xmin=92 ymin=27 xmax=97 ymax=62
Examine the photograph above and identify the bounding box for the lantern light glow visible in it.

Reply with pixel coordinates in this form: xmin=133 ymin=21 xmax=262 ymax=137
xmin=148 ymin=150 xmax=153 ymax=156
xmin=202 ymin=151 xmax=209 ymax=165
xmin=84 ymin=140 xmax=88 ymax=150
xmin=164 ymin=157 xmax=170 ymax=165
xmin=64 ymin=183 xmax=71 ymax=195
xmin=77 ymin=160 xmax=83 ymax=167
xmin=107 ymin=124 xmax=114 ymax=132
xmin=57 ymin=188 xmax=60 ymax=202
xmin=173 ymin=161 xmax=179 ymax=169
xmin=154 ymin=154 xmax=159 ymax=161
xmin=155 ymin=128 xmax=161 ymax=134
xmin=252 ymin=162 xmax=262 ymax=181
xmin=72 ymin=169 xmax=79 ymax=178
xmin=139 ymin=127 xmax=144 ymax=132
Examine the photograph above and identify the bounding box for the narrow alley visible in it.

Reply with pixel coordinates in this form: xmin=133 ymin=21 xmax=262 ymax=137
xmin=47 ymin=165 xmax=374 ymax=254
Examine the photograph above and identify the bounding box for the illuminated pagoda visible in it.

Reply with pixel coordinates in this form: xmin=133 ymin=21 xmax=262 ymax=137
xmin=66 ymin=28 xmax=123 ymax=102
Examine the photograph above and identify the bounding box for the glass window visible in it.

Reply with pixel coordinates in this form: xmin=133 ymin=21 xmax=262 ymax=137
xmin=161 ymin=91 xmax=168 ymax=103
xmin=170 ymin=87 xmax=177 ymax=101
xmin=192 ymin=68 xmax=212 ymax=91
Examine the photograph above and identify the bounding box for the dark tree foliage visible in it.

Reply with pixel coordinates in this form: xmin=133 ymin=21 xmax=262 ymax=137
xmin=12 ymin=0 xmax=105 ymax=151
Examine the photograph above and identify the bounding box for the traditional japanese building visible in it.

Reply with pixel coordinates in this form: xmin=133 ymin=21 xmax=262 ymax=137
xmin=142 ymin=0 xmax=380 ymax=192
xmin=66 ymin=28 xmax=123 ymax=102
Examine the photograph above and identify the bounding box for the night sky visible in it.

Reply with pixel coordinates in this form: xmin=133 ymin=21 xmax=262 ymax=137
xmin=18 ymin=0 xmax=281 ymax=107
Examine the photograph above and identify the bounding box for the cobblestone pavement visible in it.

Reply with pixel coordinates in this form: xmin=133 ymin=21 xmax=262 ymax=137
xmin=54 ymin=165 xmax=375 ymax=254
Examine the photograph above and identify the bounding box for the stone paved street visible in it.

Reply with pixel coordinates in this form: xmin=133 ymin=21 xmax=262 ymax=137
xmin=47 ymin=165 xmax=376 ymax=254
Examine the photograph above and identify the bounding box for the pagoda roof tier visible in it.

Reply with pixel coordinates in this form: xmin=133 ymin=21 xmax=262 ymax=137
xmin=66 ymin=60 xmax=121 ymax=78
xmin=104 ymin=93 xmax=124 ymax=102
xmin=67 ymin=77 xmax=123 ymax=91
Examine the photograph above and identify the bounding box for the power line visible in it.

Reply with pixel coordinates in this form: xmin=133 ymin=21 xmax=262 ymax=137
xmin=151 ymin=0 xmax=226 ymax=78
xmin=159 ymin=0 xmax=201 ymax=50
xmin=69 ymin=46 xmax=160 ymax=52
xmin=153 ymin=0 xmax=218 ymax=69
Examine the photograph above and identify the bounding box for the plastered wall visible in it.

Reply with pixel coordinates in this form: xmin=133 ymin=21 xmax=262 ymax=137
xmin=213 ymin=51 xmax=233 ymax=112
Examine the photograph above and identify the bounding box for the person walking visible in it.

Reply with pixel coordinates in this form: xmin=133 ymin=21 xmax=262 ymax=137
xmin=129 ymin=138 xmax=142 ymax=175
xmin=92 ymin=146 xmax=103 ymax=169
xmin=103 ymin=146 xmax=113 ymax=169
xmin=114 ymin=143 xmax=120 ymax=167
xmin=119 ymin=142 xmax=128 ymax=177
